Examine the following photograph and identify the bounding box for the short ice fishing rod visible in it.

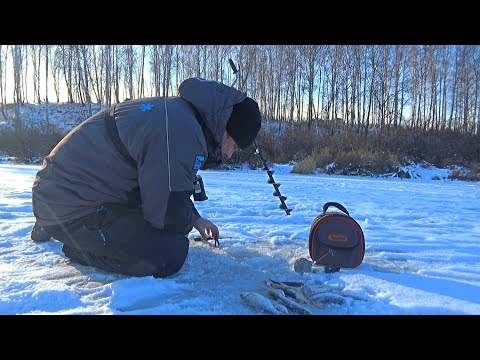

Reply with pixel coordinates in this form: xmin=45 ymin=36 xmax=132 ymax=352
xmin=228 ymin=58 xmax=292 ymax=216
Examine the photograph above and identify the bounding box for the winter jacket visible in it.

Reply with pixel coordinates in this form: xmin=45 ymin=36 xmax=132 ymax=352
xmin=32 ymin=77 xmax=247 ymax=233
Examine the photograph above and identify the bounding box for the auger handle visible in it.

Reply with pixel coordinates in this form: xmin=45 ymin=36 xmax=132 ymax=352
xmin=228 ymin=58 xmax=238 ymax=87
xmin=228 ymin=59 xmax=238 ymax=74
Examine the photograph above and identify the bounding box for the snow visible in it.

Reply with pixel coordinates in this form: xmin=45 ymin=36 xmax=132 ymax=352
xmin=1 ymin=162 xmax=479 ymax=315
xmin=0 ymin=103 xmax=105 ymax=133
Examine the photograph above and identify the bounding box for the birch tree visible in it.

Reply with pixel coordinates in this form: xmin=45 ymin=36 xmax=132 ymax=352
xmin=0 ymin=45 xmax=8 ymax=120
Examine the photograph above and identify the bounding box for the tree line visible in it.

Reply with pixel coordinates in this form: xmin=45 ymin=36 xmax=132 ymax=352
xmin=1 ymin=45 xmax=479 ymax=136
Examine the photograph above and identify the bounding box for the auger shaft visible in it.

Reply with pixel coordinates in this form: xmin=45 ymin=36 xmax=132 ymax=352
xmin=254 ymin=141 xmax=292 ymax=215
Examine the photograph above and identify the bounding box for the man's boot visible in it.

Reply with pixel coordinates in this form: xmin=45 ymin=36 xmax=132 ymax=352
xmin=31 ymin=222 xmax=51 ymax=242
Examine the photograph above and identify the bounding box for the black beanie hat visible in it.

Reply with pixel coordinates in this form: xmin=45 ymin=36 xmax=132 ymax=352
xmin=226 ymin=97 xmax=262 ymax=149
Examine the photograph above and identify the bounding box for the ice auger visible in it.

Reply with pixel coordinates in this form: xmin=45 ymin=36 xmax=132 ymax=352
xmin=228 ymin=58 xmax=292 ymax=216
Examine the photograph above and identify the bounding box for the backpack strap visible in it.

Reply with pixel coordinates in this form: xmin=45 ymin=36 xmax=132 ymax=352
xmin=104 ymin=105 xmax=141 ymax=208
xmin=104 ymin=105 xmax=136 ymax=168
xmin=323 ymin=202 xmax=349 ymax=216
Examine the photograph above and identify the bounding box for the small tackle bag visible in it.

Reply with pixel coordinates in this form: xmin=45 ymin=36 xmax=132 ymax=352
xmin=309 ymin=202 xmax=365 ymax=273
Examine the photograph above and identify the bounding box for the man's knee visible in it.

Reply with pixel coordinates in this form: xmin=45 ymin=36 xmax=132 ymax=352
xmin=137 ymin=234 xmax=190 ymax=278
xmin=127 ymin=256 xmax=186 ymax=278
xmin=62 ymin=244 xmax=95 ymax=267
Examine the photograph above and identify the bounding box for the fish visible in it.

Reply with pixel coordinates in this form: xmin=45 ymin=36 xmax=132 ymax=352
xmin=271 ymin=300 xmax=290 ymax=315
xmin=266 ymin=280 xmax=302 ymax=301
xmin=240 ymin=292 xmax=285 ymax=315
xmin=265 ymin=278 xmax=367 ymax=309
xmin=307 ymin=284 xmax=368 ymax=302
xmin=300 ymin=284 xmax=315 ymax=299
xmin=266 ymin=279 xmax=314 ymax=304
xmin=309 ymin=292 xmax=346 ymax=305
xmin=267 ymin=288 xmax=313 ymax=315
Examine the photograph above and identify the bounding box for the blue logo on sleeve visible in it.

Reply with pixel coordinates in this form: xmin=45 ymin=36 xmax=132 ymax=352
xmin=140 ymin=103 xmax=154 ymax=112
xmin=193 ymin=155 xmax=205 ymax=170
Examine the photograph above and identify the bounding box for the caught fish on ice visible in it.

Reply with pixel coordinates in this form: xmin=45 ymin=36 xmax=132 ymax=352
xmin=240 ymin=292 xmax=288 ymax=315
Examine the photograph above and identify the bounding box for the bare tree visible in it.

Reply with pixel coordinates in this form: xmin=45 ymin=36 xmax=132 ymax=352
xmin=174 ymin=45 xmax=182 ymax=94
xmin=448 ymin=47 xmax=459 ymax=130
xmin=113 ymin=46 xmax=120 ymax=103
xmin=284 ymin=45 xmax=299 ymax=123
xmin=392 ymin=45 xmax=404 ymax=127
xmin=398 ymin=46 xmax=410 ymax=128
xmin=329 ymin=45 xmax=340 ymax=121
xmin=11 ymin=45 xmax=23 ymax=128
xmin=339 ymin=46 xmax=351 ymax=126
xmin=51 ymin=46 xmax=62 ymax=103
xmin=265 ymin=46 xmax=277 ymax=120
xmin=0 ymin=45 xmax=9 ymax=120
xmin=137 ymin=45 xmax=146 ymax=98
xmin=60 ymin=45 xmax=75 ymax=103
xmin=208 ymin=45 xmax=226 ymax=82
xmin=73 ymin=45 xmax=85 ymax=105
xmin=344 ymin=46 xmax=357 ymax=127
xmin=104 ymin=45 xmax=113 ymax=106
xmin=30 ymin=45 xmax=42 ymax=103
xmin=437 ymin=46 xmax=449 ymax=130
xmin=21 ymin=45 xmax=28 ymax=103
xmin=459 ymin=46 xmax=473 ymax=134
xmin=300 ymin=45 xmax=321 ymax=128
xmin=150 ymin=45 xmax=162 ymax=97
xmin=44 ymin=45 xmax=50 ymax=125
xmin=45 ymin=45 xmax=50 ymax=104
xmin=364 ymin=46 xmax=379 ymax=134
xmin=427 ymin=46 xmax=438 ymax=131
xmin=373 ymin=45 xmax=392 ymax=131
xmin=473 ymin=47 xmax=480 ymax=135
xmin=409 ymin=46 xmax=420 ymax=129
xmin=80 ymin=45 xmax=92 ymax=115
xmin=256 ymin=46 xmax=269 ymax=121
xmin=352 ymin=45 xmax=363 ymax=132
xmin=0 ymin=48 xmax=8 ymax=120
xmin=361 ymin=47 xmax=368 ymax=125
xmin=122 ymin=45 xmax=135 ymax=100
xmin=89 ymin=46 xmax=103 ymax=103
xmin=420 ymin=46 xmax=429 ymax=132
xmin=162 ymin=45 xmax=174 ymax=97
xmin=316 ymin=47 xmax=327 ymax=122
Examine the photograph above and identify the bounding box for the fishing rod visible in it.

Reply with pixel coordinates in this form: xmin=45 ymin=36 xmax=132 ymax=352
xmin=228 ymin=58 xmax=292 ymax=216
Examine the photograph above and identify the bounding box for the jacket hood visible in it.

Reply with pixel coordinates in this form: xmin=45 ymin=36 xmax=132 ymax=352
xmin=178 ymin=77 xmax=247 ymax=145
